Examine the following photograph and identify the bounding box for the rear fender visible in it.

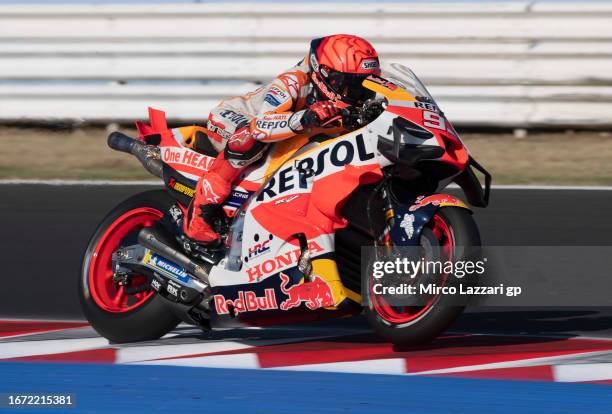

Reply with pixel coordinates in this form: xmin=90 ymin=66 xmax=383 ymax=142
xmin=389 ymin=194 xmax=470 ymax=246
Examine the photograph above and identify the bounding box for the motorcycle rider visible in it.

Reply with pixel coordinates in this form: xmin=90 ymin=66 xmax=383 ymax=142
xmin=184 ymin=34 xmax=381 ymax=244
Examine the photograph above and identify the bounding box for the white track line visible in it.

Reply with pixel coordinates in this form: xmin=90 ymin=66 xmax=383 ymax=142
xmin=0 ymin=337 xmax=110 ymax=359
xmin=484 ymin=184 xmax=612 ymax=191
xmin=271 ymin=358 xmax=407 ymax=375
xmin=404 ymin=350 xmax=612 ymax=377
xmin=134 ymin=353 xmax=261 ymax=369
xmin=0 ymin=317 xmax=88 ymax=323
xmin=1 ymin=179 xmax=612 ymax=191
xmin=553 ymin=363 xmax=612 ymax=382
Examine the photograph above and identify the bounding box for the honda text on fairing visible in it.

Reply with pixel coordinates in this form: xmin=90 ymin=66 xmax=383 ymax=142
xmin=79 ymin=64 xmax=491 ymax=345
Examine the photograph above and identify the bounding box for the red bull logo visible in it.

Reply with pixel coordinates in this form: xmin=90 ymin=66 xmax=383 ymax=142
xmin=279 ymin=273 xmax=334 ymax=311
xmin=214 ymin=288 xmax=278 ymax=315
xmin=408 ymin=194 xmax=465 ymax=212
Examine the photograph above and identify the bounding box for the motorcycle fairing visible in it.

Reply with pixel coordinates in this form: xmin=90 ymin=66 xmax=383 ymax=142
xmin=132 ymin=65 xmax=482 ymax=322
xmin=136 ymin=107 xmax=168 ymax=139
xmin=205 ymin=107 xmax=470 ymax=319
xmin=390 ymin=194 xmax=471 ymax=247
xmin=239 ymin=126 xmax=386 ymax=266
xmin=203 ymin=130 xmax=389 ymax=320
xmin=209 ymin=254 xmax=359 ymax=325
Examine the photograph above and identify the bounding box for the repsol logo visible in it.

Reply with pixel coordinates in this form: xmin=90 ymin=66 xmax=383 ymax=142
xmin=413 ymin=101 xmax=438 ymax=112
xmin=256 ymin=134 xmax=374 ymax=201
xmin=256 ymin=120 xmax=288 ymax=130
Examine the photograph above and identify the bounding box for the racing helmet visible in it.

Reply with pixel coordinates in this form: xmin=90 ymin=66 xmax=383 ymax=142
xmin=307 ymin=34 xmax=381 ymax=107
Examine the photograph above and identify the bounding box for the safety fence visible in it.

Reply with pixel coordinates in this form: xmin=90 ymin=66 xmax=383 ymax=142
xmin=1 ymin=2 xmax=611 ymax=127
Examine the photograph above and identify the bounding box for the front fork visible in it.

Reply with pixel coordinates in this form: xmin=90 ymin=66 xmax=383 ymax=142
xmin=370 ymin=173 xmax=395 ymax=247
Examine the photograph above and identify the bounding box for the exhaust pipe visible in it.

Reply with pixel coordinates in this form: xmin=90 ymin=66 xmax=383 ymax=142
xmin=138 ymin=227 xmax=210 ymax=285
xmin=107 ymin=131 xmax=163 ymax=179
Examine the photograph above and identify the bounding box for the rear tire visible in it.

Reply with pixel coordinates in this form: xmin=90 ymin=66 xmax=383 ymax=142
xmin=365 ymin=207 xmax=481 ymax=345
xmin=79 ymin=190 xmax=180 ymax=343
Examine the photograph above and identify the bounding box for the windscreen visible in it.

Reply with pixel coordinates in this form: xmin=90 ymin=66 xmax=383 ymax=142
xmin=380 ymin=63 xmax=441 ymax=108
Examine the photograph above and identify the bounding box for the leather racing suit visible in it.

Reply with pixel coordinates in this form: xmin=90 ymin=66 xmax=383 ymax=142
xmin=184 ymin=61 xmax=341 ymax=243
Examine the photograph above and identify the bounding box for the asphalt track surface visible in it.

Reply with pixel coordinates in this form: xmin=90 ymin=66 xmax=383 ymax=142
xmin=2 ymin=184 xmax=612 ymax=319
xmin=0 ymin=184 xmax=611 ymax=413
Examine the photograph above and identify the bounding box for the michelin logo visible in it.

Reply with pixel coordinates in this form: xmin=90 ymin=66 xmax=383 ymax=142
xmin=400 ymin=213 xmax=415 ymax=240
xmin=148 ymin=254 xmax=190 ymax=283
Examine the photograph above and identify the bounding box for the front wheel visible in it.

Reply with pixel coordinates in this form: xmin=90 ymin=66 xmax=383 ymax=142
xmin=79 ymin=190 xmax=180 ymax=343
xmin=365 ymin=207 xmax=481 ymax=345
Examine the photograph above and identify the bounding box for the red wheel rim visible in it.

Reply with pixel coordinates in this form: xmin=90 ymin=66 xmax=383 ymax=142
xmin=372 ymin=213 xmax=454 ymax=325
xmin=88 ymin=207 xmax=162 ymax=313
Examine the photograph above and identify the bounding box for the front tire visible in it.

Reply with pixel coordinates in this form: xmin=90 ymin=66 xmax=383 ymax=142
xmin=79 ymin=190 xmax=180 ymax=343
xmin=365 ymin=207 xmax=481 ymax=345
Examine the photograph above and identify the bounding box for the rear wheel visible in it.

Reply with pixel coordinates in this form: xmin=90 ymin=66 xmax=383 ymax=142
xmin=365 ymin=207 xmax=481 ymax=345
xmin=79 ymin=190 xmax=180 ymax=343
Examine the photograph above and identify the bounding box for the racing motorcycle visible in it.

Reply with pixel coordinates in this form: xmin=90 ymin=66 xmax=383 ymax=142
xmin=79 ymin=63 xmax=491 ymax=345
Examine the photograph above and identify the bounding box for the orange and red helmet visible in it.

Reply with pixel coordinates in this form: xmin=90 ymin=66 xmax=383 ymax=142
xmin=308 ymin=34 xmax=381 ymax=107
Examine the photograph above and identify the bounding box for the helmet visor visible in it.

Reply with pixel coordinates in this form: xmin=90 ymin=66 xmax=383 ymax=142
xmin=324 ymin=67 xmax=376 ymax=105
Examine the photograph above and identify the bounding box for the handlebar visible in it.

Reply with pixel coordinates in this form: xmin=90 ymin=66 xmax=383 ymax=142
xmin=107 ymin=132 xmax=163 ymax=179
xmin=340 ymin=99 xmax=386 ymax=129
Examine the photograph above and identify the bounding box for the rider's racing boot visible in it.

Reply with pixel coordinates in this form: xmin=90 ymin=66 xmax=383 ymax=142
xmin=183 ymin=171 xmax=231 ymax=245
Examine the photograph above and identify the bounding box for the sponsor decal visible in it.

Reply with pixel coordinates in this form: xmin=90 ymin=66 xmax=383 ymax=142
xmin=247 ymin=239 xmax=271 ymax=259
xmin=162 ymin=147 xmax=215 ymax=171
xmin=219 ymin=109 xmax=250 ymax=126
xmin=166 ymin=282 xmax=179 ymax=297
xmin=151 ymin=279 xmax=162 ymax=291
xmin=255 ymin=119 xmax=288 ymax=130
xmin=310 ymin=72 xmax=341 ymax=101
xmin=264 ymin=94 xmax=282 ymax=107
xmin=256 ymin=133 xmax=375 ymax=201
xmin=408 ymin=195 xmax=464 ymax=212
xmin=167 ymin=177 xmax=195 ymax=198
xmin=228 ymin=127 xmax=253 ymax=149
xmin=269 ymin=86 xmax=289 ymax=100
xmin=274 ymin=195 xmax=299 ymax=205
xmin=361 ymin=59 xmax=379 ymax=70
xmin=367 ymin=75 xmax=398 ymax=91
xmin=224 ymin=189 xmax=251 ymax=208
xmin=280 ymin=74 xmax=300 ymax=97
xmin=264 ymin=113 xmax=291 ymax=121
xmin=214 ymin=288 xmax=278 ymax=315
xmin=202 ymin=179 xmax=221 ymax=204
xmin=246 ymin=241 xmax=324 ymax=282
xmin=207 ymin=119 xmax=232 ymax=141
xmin=146 ymin=253 xmax=191 ymax=283
xmin=400 ymin=213 xmax=415 ymax=239
xmin=310 ymin=53 xmax=319 ymax=71
xmin=412 ymin=101 xmax=439 ymax=112
xmin=279 ymin=273 xmax=334 ymax=310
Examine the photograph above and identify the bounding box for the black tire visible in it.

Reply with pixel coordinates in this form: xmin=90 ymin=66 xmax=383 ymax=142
xmin=365 ymin=207 xmax=481 ymax=346
xmin=79 ymin=190 xmax=180 ymax=343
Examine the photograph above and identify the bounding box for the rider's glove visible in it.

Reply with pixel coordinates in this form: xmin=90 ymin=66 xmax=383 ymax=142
xmin=302 ymin=101 xmax=342 ymax=128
